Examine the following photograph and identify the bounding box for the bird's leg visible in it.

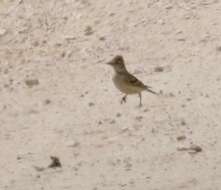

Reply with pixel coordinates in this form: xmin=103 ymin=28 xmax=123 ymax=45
xmin=138 ymin=93 xmax=142 ymax=107
xmin=121 ymin=95 xmax=127 ymax=104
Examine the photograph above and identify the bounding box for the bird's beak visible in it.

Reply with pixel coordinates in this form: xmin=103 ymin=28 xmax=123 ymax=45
xmin=106 ymin=60 xmax=113 ymax=65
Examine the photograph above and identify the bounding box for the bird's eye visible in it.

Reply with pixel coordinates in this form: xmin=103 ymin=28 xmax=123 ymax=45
xmin=117 ymin=59 xmax=122 ymax=64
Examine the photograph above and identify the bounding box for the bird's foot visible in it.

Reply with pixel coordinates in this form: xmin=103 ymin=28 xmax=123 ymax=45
xmin=136 ymin=102 xmax=142 ymax=108
xmin=120 ymin=96 xmax=127 ymax=104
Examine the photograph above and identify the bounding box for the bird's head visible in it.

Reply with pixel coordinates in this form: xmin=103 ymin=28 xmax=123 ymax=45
xmin=106 ymin=55 xmax=127 ymax=73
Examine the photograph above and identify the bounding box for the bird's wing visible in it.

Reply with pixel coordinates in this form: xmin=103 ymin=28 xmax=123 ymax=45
xmin=124 ymin=73 xmax=158 ymax=94
xmin=124 ymin=73 xmax=146 ymax=88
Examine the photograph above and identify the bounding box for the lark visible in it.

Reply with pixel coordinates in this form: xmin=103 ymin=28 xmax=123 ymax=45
xmin=106 ymin=55 xmax=158 ymax=106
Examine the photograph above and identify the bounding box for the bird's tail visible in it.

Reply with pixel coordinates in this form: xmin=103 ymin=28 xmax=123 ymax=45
xmin=144 ymin=85 xmax=158 ymax=95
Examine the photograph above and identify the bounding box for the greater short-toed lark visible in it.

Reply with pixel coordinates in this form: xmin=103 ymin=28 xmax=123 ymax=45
xmin=106 ymin=55 xmax=158 ymax=106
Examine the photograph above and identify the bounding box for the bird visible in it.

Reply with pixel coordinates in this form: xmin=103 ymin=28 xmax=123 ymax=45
xmin=106 ymin=55 xmax=158 ymax=106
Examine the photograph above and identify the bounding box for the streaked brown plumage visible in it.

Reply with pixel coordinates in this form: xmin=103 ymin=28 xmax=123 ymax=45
xmin=106 ymin=55 xmax=158 ymax=106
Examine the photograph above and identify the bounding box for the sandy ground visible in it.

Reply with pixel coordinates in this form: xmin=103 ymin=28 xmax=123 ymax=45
xmin=1 ymin=0 xmax=221 ymax=189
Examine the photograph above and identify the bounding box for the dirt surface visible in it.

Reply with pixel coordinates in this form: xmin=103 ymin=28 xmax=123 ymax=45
xmin=1 ymin=0 xmax=221 ymax=189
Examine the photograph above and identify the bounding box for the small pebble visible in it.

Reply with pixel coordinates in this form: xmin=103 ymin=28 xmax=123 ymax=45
xmin=17 ymin=156 xmax=22 ymax=160
xmin=25 ymin=79 xmax=39 ymax=88
xmin=177 ymin=144 xmax=202 ymax=154
xmin=177 ymin=135 xmax=186 ymax=141
xmin=169 ymin=92 xmax=175 ymax=97
xmin=154 ymin=66 xmax=164 ymax=73
xmin=66 ymin=141 xmax=80 ymax=148
xmin=177 ymin=38 xmax=186 ymax=42
xmin=88 ymin=102 xmax=95 ymax=107
xmin=33 ymin=166 xmax=45 ymax=172
xmin=189 ymin=145 xmax=202 ymax=153
xmin=84 ymin=26 xmax=94 ymax=36
xmin=109 ymin=13 xmax=115 ymax=17
xmin=216 ymin=46 xmax=221 ymax=52
xmin=165 ymin=5 xmax=173 ymax=9
xmin=135 ymin=116 xmax=143 ymax=121
xmin=109 ymin=119 xmax=116 ymax=124
xmin=48 ymin=156 xmax=62 ymax=168
xmin=159 ymin=90 xmax=163 ymax=95
xmin=44 ymin=99 xmax=51 ymax=105
xmin=143 ymin=108 xmax=149 ymax=112
xmin=181 ymin=120 xmax=186 ymax=126
xmin=61 ymin=51 xmax=66 ymax=58
xmin=116 ymin=113 xmax=121 ymax=117
xmin=99 ymin=36 xmax=106 ymax=41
